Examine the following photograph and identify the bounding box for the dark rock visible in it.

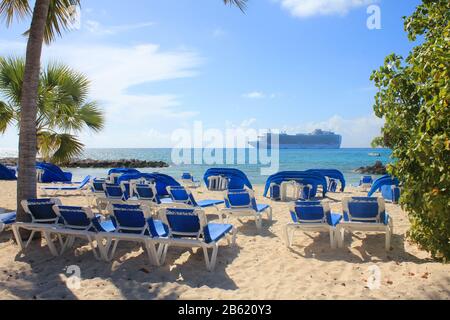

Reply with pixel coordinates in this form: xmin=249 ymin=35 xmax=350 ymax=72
xmin=0 ymin=157 xmax=169 ymax=169
xmin=61 ymin=158 xmax=169 ymax=169
xmin=355 ymin=161 xmax=387 ymax=175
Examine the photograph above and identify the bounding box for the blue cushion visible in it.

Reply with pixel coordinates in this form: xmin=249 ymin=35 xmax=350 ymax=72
xmin=343 ymin=212 xmax=390 ymax=225
xmin=93 ymin=219 xmax=116 ymax=232
xmin=27 ymin=199 xmax=58 ymax=221
xmin=0 ymin=212 xmax=16 ymax=225
xmin=147 ymin=219 xmax=169 ymax=238
xmin=203 ymin=223 xmax=233 ymax=244
xmin=256 ymin=204 xmax=270 ymax=213
xmin=197 ymin=199 xmax=224 ymax=208
xmin=327 ymin=213 xmax=342 ymax=227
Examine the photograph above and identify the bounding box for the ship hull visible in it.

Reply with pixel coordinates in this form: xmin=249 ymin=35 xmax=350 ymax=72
xmin=248 ymin=141 xmax=341 ymax=149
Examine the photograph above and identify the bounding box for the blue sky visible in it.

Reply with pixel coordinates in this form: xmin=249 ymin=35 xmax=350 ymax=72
xmin=0 ymin=0 xmax=421 ymax=149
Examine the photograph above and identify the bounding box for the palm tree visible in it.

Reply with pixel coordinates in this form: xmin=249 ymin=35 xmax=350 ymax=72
xmin=0 ymin=0 xmax=246 ymax=224
xmin=0 ymin=0 xmax=81 ymax=223
xmin=0 ymin=57 xmax=104 ymax=164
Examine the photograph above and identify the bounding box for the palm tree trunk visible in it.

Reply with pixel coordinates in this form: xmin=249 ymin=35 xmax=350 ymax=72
xmin=16 ymin=0 xmax=51 ymax=224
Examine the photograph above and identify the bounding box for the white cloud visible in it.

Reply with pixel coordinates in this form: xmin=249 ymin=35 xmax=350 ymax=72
xmin=243 ymin=91 xmax=266 ymax=99
xmin=278 ymin=0 xmax=376 ymax=18
xmin=0 ymin=40 xmax=203 ymax=148
xmin=282 ymin=114 xmax=384 ymax=147
xmin=84 ymin=20 xmax=155 ymax=36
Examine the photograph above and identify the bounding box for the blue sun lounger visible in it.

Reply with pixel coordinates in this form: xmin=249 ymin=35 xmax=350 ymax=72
xmin=221 ymin=189 xmax=272 ymax=231
xmin=158 ymin=206 xmax=236 ymax=271
xmin=40 ymin=176 xmax=92 ymax=196
xmin=337 ymin=197 xmax=394 ymax=251
xmin=12 ymin=198 xmax=63 ymax=256
xmin=167 ymin=186 xmax=224 ymax=209
xmin=285 ymin=201 xmax=342 ymax=248
xmin=181 ymin=172 xmax=201 ymax=188
xmin=97 ymin=203 xmax=169 ymax=265
xmin=0 ymin=211 xmax=16 ymax=233
xmin=52 ymin=205 xmax=116 ymax=259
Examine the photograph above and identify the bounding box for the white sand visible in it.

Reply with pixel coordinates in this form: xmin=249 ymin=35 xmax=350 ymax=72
xmin=0 ymin=181 xmax=449 ymax=300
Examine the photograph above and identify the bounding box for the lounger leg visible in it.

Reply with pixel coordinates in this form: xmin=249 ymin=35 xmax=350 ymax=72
xmin=0 ymin=224 xmax=4 ymax=234
xmin=95 ymin=235 xmax=111 ymax=261
xmin=144 ymin=241 xmax=160 ymax=266
xmin=43 ymin=231 xmax=59 ymax=256
xmin=24 ymin=230 xmax=37 ymax=249
xmin=267 ymin=207 xmax=273 ymax=221
xmin=158 ymin=244 xmax=169 ymax=265
xmin=256 ymin=215 xmax=262 ymax=231
xmin=386 ymin=221 xmax=393 ymax=251
xmin=86 ymin=235 xmax=101 ymax=260
xmin=330 ymin=229 xmax=336 ymax=249
xmin=284 ymin=225 xmax=291 ymax=247
xmin=203 ymin=244 xmax=219 ymax=272
xmin=106 ymin=239 xmax=120 ymax=261
xmin=12 ymin=225 xmax=25 ymax=251
xmin=337 ymin=227 xmax=344 ymax=248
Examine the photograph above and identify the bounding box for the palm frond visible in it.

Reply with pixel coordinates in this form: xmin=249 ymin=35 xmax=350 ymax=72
xmin=223 ymin=0 xmax=247 ymax=12
xmin=0 ymin=56 xmax=103 ymax=163
xmin=23 ymin=0 xmax=81 ymax=44
xmin=0 ymin=56 xmax=25 ymax=107
xmin=76 ymin=102 xmax=104 ymax=132
xmin=0 ymin=0 xmax=31 ymax=26
xmin=0 ymin=100 xmax=14 ymax=133
xmin=50 ymin=132 xmax=84 ymax=164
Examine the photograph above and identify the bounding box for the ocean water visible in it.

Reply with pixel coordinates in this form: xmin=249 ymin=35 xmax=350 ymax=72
xmin=59 ymin=148 xmax=393 ymax=185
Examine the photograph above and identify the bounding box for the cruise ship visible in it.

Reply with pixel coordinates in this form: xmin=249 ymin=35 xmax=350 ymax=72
xmin=249 ymin=129 xmax=342 ymax=149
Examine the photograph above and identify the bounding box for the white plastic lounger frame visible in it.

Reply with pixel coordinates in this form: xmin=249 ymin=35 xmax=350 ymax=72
xmin=157 ymin=207 xmax=237 ymax=271
xmin=280 ymin=180 xmax=302 ymax=202
xmin=221 ymin=189 xmax=272 ymax=231
xmin=337 ymin=197 xmax=394 ymax=251
xmin=39 ymin=176 xmax=92 ymax=198
xmin=96 ymin=204 xmax=165 ymax=266
xmin=359 ymin=176 xmax=373 ymax=192
xmin=285 ymin=202 xmax=337 ymax=248
xmin=181 ymin=173 xmax=201 ymax=188
xmin=52 ymin=206 xmax=103 ymax=259
xmin=12 ymin=198 xmax=63 ymax=256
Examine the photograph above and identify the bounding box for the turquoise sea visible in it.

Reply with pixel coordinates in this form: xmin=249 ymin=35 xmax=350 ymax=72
xmin=65 ymin=148 xmax=392 ymax=185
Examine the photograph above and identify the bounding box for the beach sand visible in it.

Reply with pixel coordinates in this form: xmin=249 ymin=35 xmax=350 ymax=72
xmin=0 ymin=181 xmax=449 ymax=300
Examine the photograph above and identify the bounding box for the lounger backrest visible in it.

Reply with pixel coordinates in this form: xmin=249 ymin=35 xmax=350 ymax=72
xmin=104 ymin=184 xmax=125 ymax=200
xmin=109 ymin=204 xmax=152 ymax=234
xmin=159 ymin=207 xmax=207 ymax=239
xmin=78 ymin=176 xmax=92 ymax=189
xmin=91 ymin=179 xmax=106 ymax=193
xmin=22 ymin=198 xmax=62 ymax=223
xmin=225 ymin=189 xmax=257 ymax=211
xmin=361 ymin=176 xmax=373 ymax=184
xmin=290 ymin=202 xmax=330 ymax=224
xmin=181 ymin=173 xmax=193 ymax=181
xmin=53 ymin=205 xmax=95 ymax=231
xmin=342 ymin=197 xmax=385 ymax=223
xmin=134 ymin=183 xmax=160 ymax=203
xmin=329 ymin=179 xmax=338 ymax=193
xmin=167 ymin=186 xmax=198 ymax=206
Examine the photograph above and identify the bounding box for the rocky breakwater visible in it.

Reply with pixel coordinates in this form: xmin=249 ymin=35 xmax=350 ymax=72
xmin=0 ymin=158 xmax=169 ymax=169
xmin=62 ymin=159 xmax=169 ymax=168
xmin=355 ymin=161 xmax=388 ymax=175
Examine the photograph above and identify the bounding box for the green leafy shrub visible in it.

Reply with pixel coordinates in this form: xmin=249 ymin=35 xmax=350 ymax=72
xmin=371 ymin=0 xmax=450 ymax=260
